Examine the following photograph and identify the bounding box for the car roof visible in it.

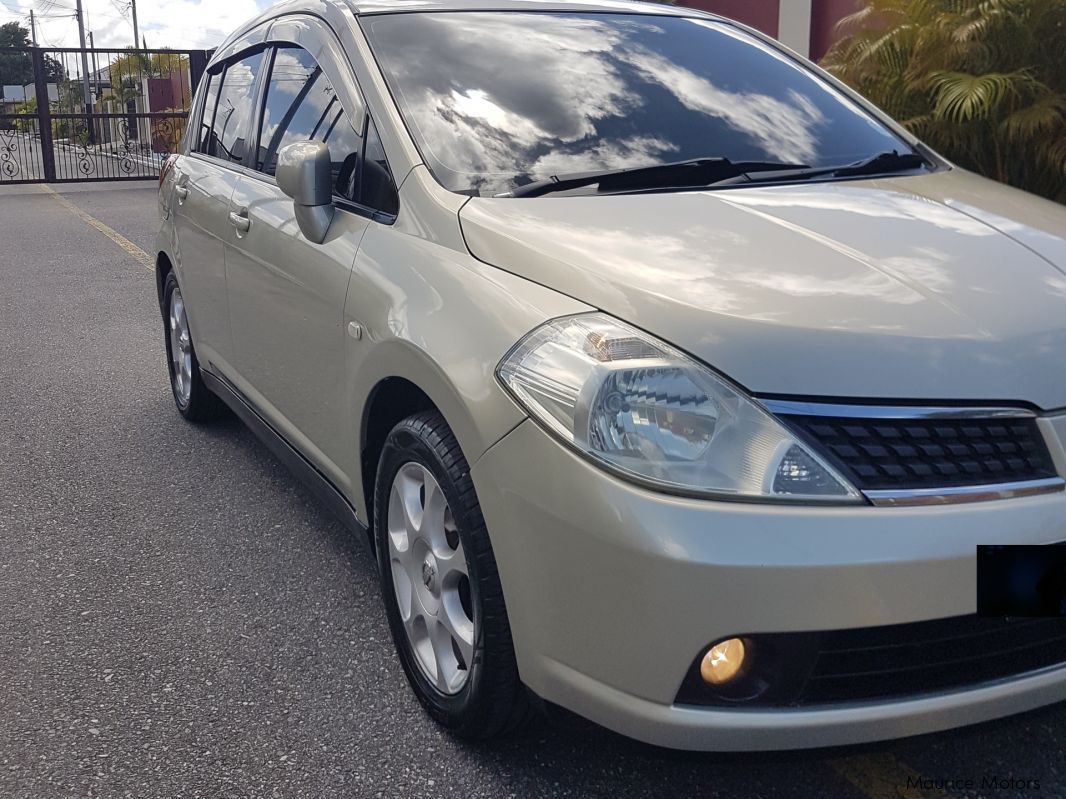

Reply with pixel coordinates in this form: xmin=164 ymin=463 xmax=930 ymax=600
xmin=231 ymin=0 xmax=714 ymax=33
xmin=344 ymin=0 xmax=708 ymax=16
xmin=214 ymin=0 xmax=720 ymax=66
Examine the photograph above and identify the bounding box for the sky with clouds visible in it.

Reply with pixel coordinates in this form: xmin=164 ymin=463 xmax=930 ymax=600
xmin=0 ymin=0 xmax=272 ymax=50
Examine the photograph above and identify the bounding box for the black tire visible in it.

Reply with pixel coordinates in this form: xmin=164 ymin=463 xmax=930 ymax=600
xmin=374 ymin=411 xmax=532 ymax=739
xmin=162 ymin=272 xmax=225 ymax=423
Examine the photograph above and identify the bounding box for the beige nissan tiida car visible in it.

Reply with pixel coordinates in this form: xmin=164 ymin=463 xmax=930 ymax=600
xmin=156 ymin=0 xmax=1066 ymax=750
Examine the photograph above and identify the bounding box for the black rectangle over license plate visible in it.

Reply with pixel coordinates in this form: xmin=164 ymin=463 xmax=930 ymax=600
xmin=978 ymin=545 xmax=1066 ymax=617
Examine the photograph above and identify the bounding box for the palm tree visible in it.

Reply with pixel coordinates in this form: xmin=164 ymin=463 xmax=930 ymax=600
xmin=821 ymin=0 xmax=1066 ymax=203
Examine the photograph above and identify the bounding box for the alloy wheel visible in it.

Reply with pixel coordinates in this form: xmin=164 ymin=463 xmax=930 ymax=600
xmin=169 ymin=286 xmax=193 ymax=406
xmin=386 ymin=462 xmax=475 ymax=695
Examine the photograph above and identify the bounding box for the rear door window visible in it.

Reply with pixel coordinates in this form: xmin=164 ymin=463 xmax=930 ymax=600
xmin=208 ymin=50 xmax=266 ymax=164
xmin=196 ymin=70 xmax=221 ymax=154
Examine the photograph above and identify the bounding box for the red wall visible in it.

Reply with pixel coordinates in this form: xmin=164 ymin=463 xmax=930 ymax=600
xmin=675 ymin=0 xmax=860 ymax=61
xmin=810 ymin=0 xmax=858 ymax=60
xmin=679 ymin=0 xmax=780 ymax=38
xmin=147 ymin=73 xmax=188 ymax=113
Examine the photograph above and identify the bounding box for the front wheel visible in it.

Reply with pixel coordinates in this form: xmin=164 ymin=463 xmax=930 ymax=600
xmin=162 ymin=272 xmax=224 ymax=423
xmin=374 ymin=411 xmax=532 ymax=739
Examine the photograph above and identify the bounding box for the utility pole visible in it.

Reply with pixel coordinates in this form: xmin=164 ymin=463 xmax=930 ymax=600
xmin=74 ymin=0 xmax=94 ymax=143
xmin=88 ymin=31 xmax=100 ymax=105
xmin=131 ymin=0 xmax=141 ymax=52
xmin=29 ymin=10 xmax=38 ymax=46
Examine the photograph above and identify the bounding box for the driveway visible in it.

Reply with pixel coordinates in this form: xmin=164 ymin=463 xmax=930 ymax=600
xmin=0 ymin=182 xmax=1063 ymax=799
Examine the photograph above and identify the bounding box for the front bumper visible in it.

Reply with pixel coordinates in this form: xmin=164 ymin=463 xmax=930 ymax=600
xmin=470 ymin=418 xmax=1066 ymax=751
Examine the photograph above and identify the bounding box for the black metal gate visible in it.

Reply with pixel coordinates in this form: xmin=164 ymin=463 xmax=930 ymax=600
xmin=0 ymin=47 xmax=209 ymax=184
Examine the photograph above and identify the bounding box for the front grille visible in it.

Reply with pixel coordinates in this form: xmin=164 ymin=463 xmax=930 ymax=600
xmin=798 ymin=614 xmax=1066 ymax=705
xmin=780 ymin=414 xmax=1058 ymax=490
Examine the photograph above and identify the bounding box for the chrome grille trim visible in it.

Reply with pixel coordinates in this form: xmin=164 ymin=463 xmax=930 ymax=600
xmin=864 ymin=477 xmax=1065 ymax=507
xmin=759 ymin=399 xmax=1064 ymax=506
xmin=760 ymin=400 xmax=1037 ymax=420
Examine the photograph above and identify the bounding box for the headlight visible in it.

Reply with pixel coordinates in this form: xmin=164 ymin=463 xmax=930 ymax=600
xmin=497 ymin=314 xmax=861 ymax=503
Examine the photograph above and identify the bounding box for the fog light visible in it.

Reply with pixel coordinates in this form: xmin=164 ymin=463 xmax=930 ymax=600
xmin=700 ymin=638 xmax=747 ymax=685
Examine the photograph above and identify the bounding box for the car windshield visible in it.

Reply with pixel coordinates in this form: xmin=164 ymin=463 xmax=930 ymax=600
xmin=362 ymin=11 xmax=918 ymax=197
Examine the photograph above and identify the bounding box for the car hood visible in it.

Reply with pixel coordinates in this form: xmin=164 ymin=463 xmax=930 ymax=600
xmin=459 ymin=169 xmax=1066 ymax=410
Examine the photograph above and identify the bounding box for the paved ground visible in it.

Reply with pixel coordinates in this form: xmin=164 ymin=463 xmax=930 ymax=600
xmin=1 ymin=181 xmax=1064 ymax=799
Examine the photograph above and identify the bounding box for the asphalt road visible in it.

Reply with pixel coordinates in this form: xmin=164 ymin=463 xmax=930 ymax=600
xmin=1 ymin=182 xmax=1064 ymax=799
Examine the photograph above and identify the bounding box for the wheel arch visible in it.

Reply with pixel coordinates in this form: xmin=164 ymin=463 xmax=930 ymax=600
xmin=156 ymin=251 xmax=174 ymax=310
xmin=353 ymin=339 xmax=527 ymax=538
xmin=359 ymin=376 xmax=438 ymax=538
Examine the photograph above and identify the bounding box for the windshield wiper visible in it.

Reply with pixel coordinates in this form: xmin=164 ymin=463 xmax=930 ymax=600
xmin=833 ymin=150 xmax=929 ymax=177
xmin=733 ymin=150 xmax=931 ymax=187
xmin=503 ymin=157 xmax=812 ymax=198
xmin=504 ymin=151 xmax=931 ymax=198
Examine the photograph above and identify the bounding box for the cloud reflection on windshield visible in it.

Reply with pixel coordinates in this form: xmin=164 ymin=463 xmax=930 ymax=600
xmin=366 ymin=12 xmax=902 ymax=195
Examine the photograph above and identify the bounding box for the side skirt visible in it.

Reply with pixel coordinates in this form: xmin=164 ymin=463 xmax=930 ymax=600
xmin=201 ymin=369 xmax=372 ymax=552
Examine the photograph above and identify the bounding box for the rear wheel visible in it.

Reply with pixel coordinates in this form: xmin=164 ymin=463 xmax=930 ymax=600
xmin=162 ymin=272 xmax=224 ymax=422
xmin=374 ymin=411 xmax=532 ymax=739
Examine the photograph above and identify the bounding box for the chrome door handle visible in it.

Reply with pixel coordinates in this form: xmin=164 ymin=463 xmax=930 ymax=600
xmin=229 ymin=211 xmax=251 ymax=234
xmin=174 ymin=185 xmax=189 ymax=201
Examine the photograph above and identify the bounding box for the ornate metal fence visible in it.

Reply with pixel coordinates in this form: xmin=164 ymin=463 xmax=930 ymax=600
xmin=0 ymin=49 xmax=47 ymax=181
xmin=0 ymin=46 xmax=209 ymax=184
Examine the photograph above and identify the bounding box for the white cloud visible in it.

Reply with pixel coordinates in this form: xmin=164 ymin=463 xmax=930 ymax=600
xmin=1 ymin=0 xmax=270 ymax=50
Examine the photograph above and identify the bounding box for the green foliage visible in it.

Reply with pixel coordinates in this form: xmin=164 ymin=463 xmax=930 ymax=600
xmin=42 ymin=55 xmax=66 ymax=84
xmin=108 ymin=49 xmax=190 ymax=87
xmin=822 ymin=0 xmax=1066 ymax=203
xmin=12 ymin=96 xmax=36 ymax=133
xmin=0 ymin=21 xmax=30 ymax=47
xmin=103 ymin=50 xmax=191 ymax=113
xmin=0 ymin=23 xmax=66 ymax=93
xmin=12 ymin=95 xmax=73 ymax=140
xmin=0 ymin=22 xmax=33 ymax=87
